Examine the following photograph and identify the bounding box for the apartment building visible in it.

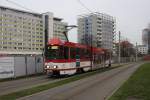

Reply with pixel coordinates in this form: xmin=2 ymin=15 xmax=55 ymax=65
xmin=0 ymin=6 xmax=68 ymax=55
xmin=53 ymin=17 xmax=68 ymax=41
xmin=0 ymin=6 xmax=44 ymax=54
xmin=77 ymin=12 xmax=115 ymax=50
xmin=43 ymin=12 xmax=68 ymax=43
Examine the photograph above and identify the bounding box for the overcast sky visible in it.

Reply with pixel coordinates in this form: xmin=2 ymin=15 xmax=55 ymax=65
xmin=1 ymin=0 xmax=150 ymax=45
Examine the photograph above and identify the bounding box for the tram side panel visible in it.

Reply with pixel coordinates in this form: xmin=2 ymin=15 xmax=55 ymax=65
xmin=80 ymin=61 xmax=91 ymax=72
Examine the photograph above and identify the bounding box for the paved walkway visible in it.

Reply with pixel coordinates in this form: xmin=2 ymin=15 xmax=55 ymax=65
xmin=18 ymin=62 xmax=143 ymax=100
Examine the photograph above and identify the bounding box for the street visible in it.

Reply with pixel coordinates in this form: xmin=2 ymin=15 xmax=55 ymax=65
xmin=18 ymin=62 xmax=143 ymax=100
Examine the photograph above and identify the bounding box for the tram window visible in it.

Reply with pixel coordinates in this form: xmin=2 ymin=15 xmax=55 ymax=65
xmin=46 ymin=45 xmax=59 ymax=59
xmin=85 ymin=49 xmax=90 ymax=58
xmin=59 ymin=46 xmax=64 ymax=59
xmin=70 ymin=48 xmax=76 ymax=59
xmin=76 ymin=48 xmax=79 ymax=55
xmin=76 ymin=48 xmax=81 ymax=59
xmin=64 ymin=46 xmax=69 ymax=59
xmin=80 ymin=49 xmax=85 ymax=59
xmin=83 ymin=49 xmax=87 ymax=58
xmin=46 ymin=46 xmax=64 ymax=59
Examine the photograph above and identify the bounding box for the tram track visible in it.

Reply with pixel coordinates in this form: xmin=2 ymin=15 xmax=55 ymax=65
xmin=0 ymin=75 xmax=58 ymax=96
xmin=18 ymin=62 xmax=143 ymax=100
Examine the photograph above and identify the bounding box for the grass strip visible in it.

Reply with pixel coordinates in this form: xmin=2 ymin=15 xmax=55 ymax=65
xmin=109 ymin=62 xmax=150 ymax=100
xmin=0 ymin=64 xmax=123 ymax=100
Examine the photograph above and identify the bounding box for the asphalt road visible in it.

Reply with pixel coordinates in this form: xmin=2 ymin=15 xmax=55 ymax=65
xmin=0 ymin=75 xmax=55 ymax=96
xmin=18 ymin=62 xmax=143 ymax=100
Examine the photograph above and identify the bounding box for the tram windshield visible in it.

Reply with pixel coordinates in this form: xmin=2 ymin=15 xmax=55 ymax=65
xmin=45 ymin=45 xmax=69 ymax=60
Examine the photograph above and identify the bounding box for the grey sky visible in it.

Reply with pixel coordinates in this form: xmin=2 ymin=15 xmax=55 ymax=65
xmin=1 ymin=0 xmax=150 ymax=45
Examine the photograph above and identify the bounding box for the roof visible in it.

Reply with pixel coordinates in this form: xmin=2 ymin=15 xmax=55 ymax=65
xmin=48 ymin=38 xmax=88 ymax=48
xmin=78 ymin=12 xmax=115 ymax=21
xmin=137 ymin=45 xmax=147 ymax=47
xmin=47 ymin=38 xmax=107 ymax=54
xmin=0 ymin=5 xmax=42 ymax=17
xmin=48 ymin=38 xmax=64 ymax=45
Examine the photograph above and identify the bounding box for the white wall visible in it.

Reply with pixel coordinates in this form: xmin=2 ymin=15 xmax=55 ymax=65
xmin=0 ymin=57 xmax=15 ymax=78
xmin=0 ymin=56 xmax=44 ymax=79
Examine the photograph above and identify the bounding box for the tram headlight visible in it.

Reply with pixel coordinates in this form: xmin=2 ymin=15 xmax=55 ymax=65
xmin=53 ymin=65 xmax=57 ymax=68
xmin=47 ymin=66 xmax=50 ymax=68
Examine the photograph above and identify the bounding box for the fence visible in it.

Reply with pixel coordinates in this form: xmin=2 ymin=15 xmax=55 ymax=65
xmin=112 ymin=56 xmax=137 ymax=63
xmin=0 ymin=55 xmax=44 ymax=79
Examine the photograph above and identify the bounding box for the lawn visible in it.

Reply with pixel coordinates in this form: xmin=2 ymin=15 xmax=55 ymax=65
xmin=109 ymin=62 xmax=150 ymax=100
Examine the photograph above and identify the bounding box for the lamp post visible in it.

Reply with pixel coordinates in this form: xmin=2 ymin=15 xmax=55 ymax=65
xmin=118 ymin=31 xmax=121 ymax=64
xmin=135 ymin=42 xmax=138 ymax=62
xmin=108 ymin=49 xmax=112 ymax=67
xmin=90 ymin=34 xmax=93 ymax=70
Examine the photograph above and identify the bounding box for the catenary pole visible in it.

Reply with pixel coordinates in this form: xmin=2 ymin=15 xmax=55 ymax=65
xmin=118 ymin=31 xmax=121 ymax=64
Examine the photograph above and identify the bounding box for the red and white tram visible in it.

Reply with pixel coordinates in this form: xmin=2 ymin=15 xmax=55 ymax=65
xmin=44 ymin=38 xmax=109 ymax=76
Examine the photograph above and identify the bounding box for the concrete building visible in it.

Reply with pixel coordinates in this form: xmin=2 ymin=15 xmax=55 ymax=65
xmin=43 ymin=12 xmax=68 ymax=43
xmin=53 ymin=17 xmax=68 ymax=41
xmin=142 ymin=28 xmax=150 ymax=54
xmin=77 ymin=12 xmax=115 ymax=50
xmin=0 ymin=6 xmax=68 ymax=55
xmin=0 ymin=6 xmax=44 ymax=54
xmin=137 ymin=45 xmax=148 ymax=55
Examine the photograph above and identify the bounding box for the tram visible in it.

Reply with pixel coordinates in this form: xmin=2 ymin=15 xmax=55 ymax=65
xmin=44 ymin=38 xmax=110 ymax=76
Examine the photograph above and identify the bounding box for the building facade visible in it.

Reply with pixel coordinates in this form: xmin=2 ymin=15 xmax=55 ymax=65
xmin=0 ymin=6 xmax=68 ymax=55
xmin=43 ymin=12 xmax=68 ymax=43
xmin=137 ymin=45 xmax=148 ymax=55
xmin=77 ymin=12 xmax=115 ymax=50
xmin=142 ymin=28 xmax=150 ymax=54
xmin=53 ymin=17 xmax=68 ymax=41
xmin=0 ymin=6 xmax=44 ymax=54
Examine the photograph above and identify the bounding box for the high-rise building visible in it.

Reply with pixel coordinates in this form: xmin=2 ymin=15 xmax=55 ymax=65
xmin=53 ymin=17 xmax=68 ymax=41
xmin=43 ymin=12 xmax=68 ymax=43
xmin=142 ymin=27 xmax=150 ymax=54
xmin=0 ymin=6 xmax=68 ymax=55
xmin=0 ymin=6 xmax=44 ymax=54
xmin=77 ymin=12 xmax=115 ymax=50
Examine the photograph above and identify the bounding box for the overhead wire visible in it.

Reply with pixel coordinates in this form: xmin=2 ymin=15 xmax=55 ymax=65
xmin=6 ymin=0 xmax=93 ymax=13
xmin=77 ymin=0 xmax=93 ymax=13
xmin=5 ymin=0 xmax=34 ymax=12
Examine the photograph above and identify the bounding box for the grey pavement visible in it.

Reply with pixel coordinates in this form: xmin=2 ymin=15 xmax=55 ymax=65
xmin=18 ymin=62 xmax=143 ymax=100
xmin=0 ymin=75 xmax=54 ymax=96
